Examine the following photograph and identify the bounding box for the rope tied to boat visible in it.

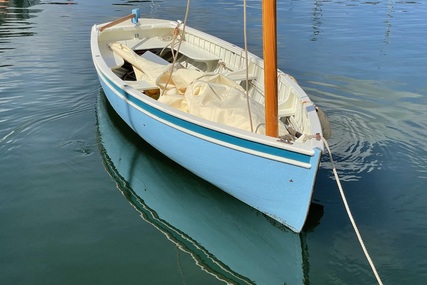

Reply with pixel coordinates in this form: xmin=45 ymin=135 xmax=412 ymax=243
xmin=160 ymin=0 xmax=191 ymax=96
xmin=322 ymin=137 xmax=384 ymax=285
xmin=243 ymin=0 xmax=254 ymax=133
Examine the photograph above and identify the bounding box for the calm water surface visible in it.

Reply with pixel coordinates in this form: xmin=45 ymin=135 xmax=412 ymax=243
xmin=1 ymin=0 xmax=426 ymax=284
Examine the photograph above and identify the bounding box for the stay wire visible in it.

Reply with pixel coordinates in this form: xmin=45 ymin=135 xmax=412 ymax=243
xmin=322 ymin=137 xmax=384 ymax=285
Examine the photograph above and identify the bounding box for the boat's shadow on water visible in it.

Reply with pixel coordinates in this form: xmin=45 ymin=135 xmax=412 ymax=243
xmin=96 ymin=92 xmax=324 ymax=285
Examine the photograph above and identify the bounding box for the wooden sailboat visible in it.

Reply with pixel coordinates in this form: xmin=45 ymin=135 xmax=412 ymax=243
xmin=90 ymin=4 xmax=325 ymax=233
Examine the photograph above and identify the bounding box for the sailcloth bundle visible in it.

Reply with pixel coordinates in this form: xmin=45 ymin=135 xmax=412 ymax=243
xmin=109 ymin=42 xmax=287 ymax=135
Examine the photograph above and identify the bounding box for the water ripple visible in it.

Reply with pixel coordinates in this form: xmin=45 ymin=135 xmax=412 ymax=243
xmin=306 ymin=76 xmax=427 ymax=181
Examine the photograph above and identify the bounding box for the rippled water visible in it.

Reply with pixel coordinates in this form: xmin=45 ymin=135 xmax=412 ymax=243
xmin=1 ymin=0 xmax=427 ymax=284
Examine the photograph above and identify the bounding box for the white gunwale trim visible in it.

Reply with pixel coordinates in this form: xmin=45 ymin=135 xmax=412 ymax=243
xmin=91 ymin=23 xmax=316 ymax=155
xmin=97 ymin=68 xmax=314 ymax=169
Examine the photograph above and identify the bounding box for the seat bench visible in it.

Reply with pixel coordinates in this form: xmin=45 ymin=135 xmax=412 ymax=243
xmin=176 ymin=41 xmax=221 ymax=71
xmin=118 ymin=37 xmax=221 ymax=72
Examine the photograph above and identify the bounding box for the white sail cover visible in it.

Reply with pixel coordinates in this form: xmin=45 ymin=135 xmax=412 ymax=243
xmin=110 ymin=42 xmax=286 ymax=135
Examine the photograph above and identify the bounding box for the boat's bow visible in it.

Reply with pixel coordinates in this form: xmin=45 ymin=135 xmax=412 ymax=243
xmin=91 ymin=12 xmax=325 ymax=233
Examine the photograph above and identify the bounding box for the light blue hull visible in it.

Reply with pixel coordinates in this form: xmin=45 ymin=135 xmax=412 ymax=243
xmin=97 ymin=94 xmax=310 ymax=284
xmin=97 ymin=70 xmax=321 ymax=233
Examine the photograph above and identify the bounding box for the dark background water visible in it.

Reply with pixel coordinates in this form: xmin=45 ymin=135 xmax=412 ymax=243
xmin=1 ymin=0 xmax=426 ymax=284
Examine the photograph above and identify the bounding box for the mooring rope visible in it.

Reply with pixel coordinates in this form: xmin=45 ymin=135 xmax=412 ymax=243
xmin=322 ymin=137 xmax=384 ymax=285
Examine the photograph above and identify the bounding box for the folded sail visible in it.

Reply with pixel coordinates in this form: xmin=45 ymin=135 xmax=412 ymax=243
xmin=110 ymin=42 xmax=287 ymax=135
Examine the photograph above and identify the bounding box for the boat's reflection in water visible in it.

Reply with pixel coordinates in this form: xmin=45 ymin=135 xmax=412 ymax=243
xmin=97 ymin=93 xmax=322 ymax=285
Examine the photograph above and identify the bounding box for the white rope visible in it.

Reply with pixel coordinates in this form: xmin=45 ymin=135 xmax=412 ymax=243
xmin=322 ymin=137 xmax=384 ymax=285
xmin=160 ymin=0 xmax=191 ymax=96
xmin=174 ymin=0 xmax=190 ymax=61
xmin=243 ymin=0 xmax=254 ymax=132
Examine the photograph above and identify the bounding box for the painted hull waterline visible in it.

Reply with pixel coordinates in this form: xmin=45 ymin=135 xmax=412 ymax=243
xmin=91 ymin=17 xmax=324 ymax=233
xmin=96 ymin=94 xmax=310 ymax=284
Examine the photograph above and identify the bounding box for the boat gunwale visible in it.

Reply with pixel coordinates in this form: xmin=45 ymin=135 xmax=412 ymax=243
xmin=91 ymin=22 xmax=320 ymax=168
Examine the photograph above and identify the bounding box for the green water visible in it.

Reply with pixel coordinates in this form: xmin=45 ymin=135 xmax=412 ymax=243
xmin=1 ymin=0 xmax=427 ymax=284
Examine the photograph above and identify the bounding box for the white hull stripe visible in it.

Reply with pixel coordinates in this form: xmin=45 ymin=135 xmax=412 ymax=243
xmin=98 ymin=70 xmax=315 ymax=168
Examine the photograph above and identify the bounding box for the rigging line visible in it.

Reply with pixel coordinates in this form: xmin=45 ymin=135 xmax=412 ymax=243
xmin=176 ymin=0 xmax=190 ymax=57
xmin=243 ymin=0 xmax=254 ymax=132
xmin=322 ymin=137 xmax=384 ymax=285
xmin=161 ymin=0 xmax=191 ymax=96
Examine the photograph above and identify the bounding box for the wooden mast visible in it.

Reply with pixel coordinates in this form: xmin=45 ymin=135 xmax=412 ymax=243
xmin=262 ymin=0 xmax=279 ymax=137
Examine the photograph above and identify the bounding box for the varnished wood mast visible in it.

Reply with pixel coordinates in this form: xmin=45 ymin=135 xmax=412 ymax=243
xmin=262 ymin=0 xmax=279 ymax=137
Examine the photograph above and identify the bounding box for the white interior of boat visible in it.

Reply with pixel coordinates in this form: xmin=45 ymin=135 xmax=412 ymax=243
xmin=97 ymin=20 xmax=317 ymax=143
